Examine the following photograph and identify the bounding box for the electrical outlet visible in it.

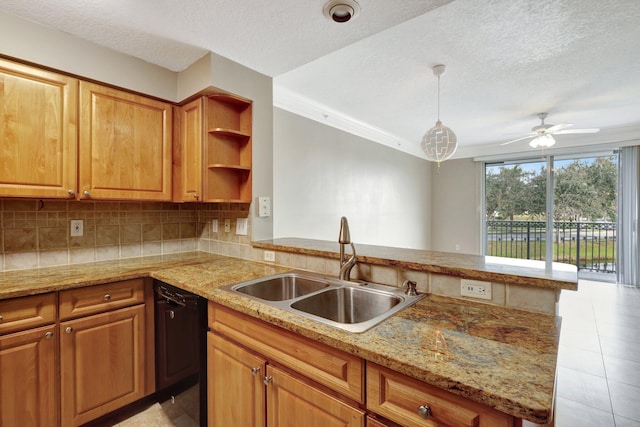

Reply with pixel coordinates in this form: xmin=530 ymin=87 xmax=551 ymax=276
xmin=70 ymin=220 xmax=83 ymax=237
xmin=460 ymin=279 xmax=492 ymax=300
xmin=258 ymin=196 xmax=271 ymax=217
xmin=264 ymin=251 xmax=276 ymax=262
xmin=236 ymin=218 xmax=248 ymax=235
xmin=224 ymin=219 xmax=231 ymax=233
xmin=211 ymin=219 xmax=218 ymax=233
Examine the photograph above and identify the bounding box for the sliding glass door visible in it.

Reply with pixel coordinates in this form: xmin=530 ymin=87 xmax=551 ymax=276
xmin=485 ymin=152 xmax=619 ymax=281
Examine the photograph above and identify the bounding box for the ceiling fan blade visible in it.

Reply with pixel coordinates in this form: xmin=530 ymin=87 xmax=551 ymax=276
xmin=546 ymin=123 xmax=573 ymax=133
xmin=500 ymin=134 xmax=535 ymax=146
xmin=553 ymin=128 xmax=600 ymax=135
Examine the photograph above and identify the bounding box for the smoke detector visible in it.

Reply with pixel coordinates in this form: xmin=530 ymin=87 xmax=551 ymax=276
xmin=323 ymin=0 xmax=360 ymax=23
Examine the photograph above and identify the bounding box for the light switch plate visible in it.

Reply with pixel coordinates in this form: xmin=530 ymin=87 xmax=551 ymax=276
xmin=236 ymin=218 xmax=248 ymax=235
xmin=211 ymin=219 xmax=218 ymax=233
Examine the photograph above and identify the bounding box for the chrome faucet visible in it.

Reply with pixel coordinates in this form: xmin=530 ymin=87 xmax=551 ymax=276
xmin=338 ymin=216 xmax=357 ymax=281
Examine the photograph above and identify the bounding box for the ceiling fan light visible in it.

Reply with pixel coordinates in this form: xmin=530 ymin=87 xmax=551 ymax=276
xmin=529 ymin=134 xmax=556 ymax=149
xmin=421 ymin=120 xmax=458 ymax=163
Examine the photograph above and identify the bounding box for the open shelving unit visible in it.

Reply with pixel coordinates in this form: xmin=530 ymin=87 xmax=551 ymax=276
xmin=204 ymin=93 xmax=252 ymax=202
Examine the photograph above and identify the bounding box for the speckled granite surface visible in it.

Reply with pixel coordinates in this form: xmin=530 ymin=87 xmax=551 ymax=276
xmin=254 ymin=237 xmax=578 ymax=290
xmin=0 ymin=251 xmax=559 ymax=424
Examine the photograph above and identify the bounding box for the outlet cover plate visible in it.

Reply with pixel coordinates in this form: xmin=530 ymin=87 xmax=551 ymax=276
xmin=70 ymin=220 xmax=83 ymax=237
xmin=461 ymin=279 xmax=492 ymax=300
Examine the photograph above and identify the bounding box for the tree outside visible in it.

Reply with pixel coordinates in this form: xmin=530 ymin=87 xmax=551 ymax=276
xmin=485 ymin=155 xmax=618 ymax=273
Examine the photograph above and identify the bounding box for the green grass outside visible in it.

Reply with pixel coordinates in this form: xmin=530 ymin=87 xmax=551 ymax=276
xmin=487 ymin=239 xmax=616 ymax=266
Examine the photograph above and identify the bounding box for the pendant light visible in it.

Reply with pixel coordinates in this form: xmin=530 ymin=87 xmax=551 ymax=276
xmin=421 ymin=64 xmax=457 ymax=169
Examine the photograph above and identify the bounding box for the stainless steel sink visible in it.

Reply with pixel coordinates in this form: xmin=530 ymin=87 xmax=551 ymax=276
xmin=224 ymin=271 xmax=424 ymax=333
xmin=290 ymin=286 xmax=401 ymax=324
xmin=231 ymin=273 xmax=330 ymax=301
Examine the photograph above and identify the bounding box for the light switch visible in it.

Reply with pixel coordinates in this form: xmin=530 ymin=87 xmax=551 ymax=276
xmin=236 ymin=218 xmax=248 ymax=235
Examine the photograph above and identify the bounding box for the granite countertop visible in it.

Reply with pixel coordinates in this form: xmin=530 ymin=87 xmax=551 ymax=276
xmin=254 ymin=237 xmax=578 ymax=290
xmin=0 ymin=251 xmax=559 ymax=424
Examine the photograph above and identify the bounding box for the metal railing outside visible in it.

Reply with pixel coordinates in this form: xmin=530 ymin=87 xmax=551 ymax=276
xmin=486 ymin=220 xmax=616 ymax=274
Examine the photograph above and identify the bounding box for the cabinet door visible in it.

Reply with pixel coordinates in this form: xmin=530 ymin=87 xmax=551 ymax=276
xmin=173 ymin=98 xmax=204 ymax=202
xmin=0 ymin=325 xmax=57 ymax=427
xmin=207 ymin=332 xmax=266 ymax=427
xmin=60 ymin=304 xmax=146 ymax=427
xmin=266 ymin=365 xmax=365 ymax=427
xmin=0 ymin=58 xmax=78 ymax=199
xmin=79 ymin=82 xmax=172 ymax=201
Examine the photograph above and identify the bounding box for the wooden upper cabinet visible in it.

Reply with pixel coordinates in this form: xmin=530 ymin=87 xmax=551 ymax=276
xmin=0 ymin=58 xmax=78 ymax=199
xmin=174 ymin=93 xmax=252 ymax=203
xmin=173 ymin=98 xmax=204 ymax=202
xmin=79 ymin=81 xmax=173 ymax=201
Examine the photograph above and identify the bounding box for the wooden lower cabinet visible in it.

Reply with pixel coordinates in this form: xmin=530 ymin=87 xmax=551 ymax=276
xmin=208 ymin=332 xmax=266 ymax=427
xmin=266 ymin=365 xmax=365 ymax=427
xmin=367 ymin=363 xmax=517 ymax=427
xmin=60 ymin=304 xmax=147 ymax=426
xmin=0 ymin=325 xmax=57 ymax=427
xmin=207 ymin=331 xmax=365 ymax=427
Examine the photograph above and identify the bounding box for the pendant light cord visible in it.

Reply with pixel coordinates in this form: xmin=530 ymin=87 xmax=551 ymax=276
xmin=437 ymin=75 xmax=441 ymax=122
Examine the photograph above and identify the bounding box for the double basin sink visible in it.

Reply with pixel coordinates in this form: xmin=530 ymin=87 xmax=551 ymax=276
xmin=224 ymin=271 xmax=425 ymax=333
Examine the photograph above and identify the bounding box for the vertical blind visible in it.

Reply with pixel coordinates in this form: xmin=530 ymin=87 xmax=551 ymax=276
xmin=617 ymin=145 xmax=639 ymax=287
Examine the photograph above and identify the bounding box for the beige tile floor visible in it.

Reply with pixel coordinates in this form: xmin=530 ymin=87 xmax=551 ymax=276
xmin=555 ymin=279 xmax=640 ymax=427
xmin=117 ymin=279 xmax=640 ymax=427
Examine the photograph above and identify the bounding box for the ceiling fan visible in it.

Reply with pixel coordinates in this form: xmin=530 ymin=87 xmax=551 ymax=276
xmin=500 ymin=113 xmax=600 ymax=148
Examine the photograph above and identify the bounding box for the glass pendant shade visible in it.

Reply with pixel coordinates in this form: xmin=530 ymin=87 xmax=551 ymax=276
xmin=421 ymin=120 xmax=458 ymax=163
xmin=421 ymin=64 xmax=457 ymax=166
xmin=529 ymin=134 xmax=555 ymax=148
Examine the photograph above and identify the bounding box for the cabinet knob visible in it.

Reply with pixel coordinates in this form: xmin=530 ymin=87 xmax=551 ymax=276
xmin=418 ymin=405 xmax=432 ymax=419
xmin=0 ymin=313 xmax=3 ymax=321
xmin=44 ymin=331 xmax=54 ymax=339
xmin=251 ymin=367 xmax=261 ymax=376
xmin=104 ymin=293 xmax=111 ymax=301
xmin=68 ymin=189 xmax=76 ymax=197
xmin=193 ymin=193 xmax=199 ymax=200
xmin=169 ymin=310 xmax=175 ymax=320
xmin=263 ymin=376 xmax=273 ymax=386
xmin=65 ymin=327 xmax=73 ymax=334
xmin=83 ymin=190 xmax=91 ymax=197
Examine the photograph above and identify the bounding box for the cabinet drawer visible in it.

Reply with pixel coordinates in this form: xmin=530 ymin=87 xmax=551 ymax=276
xmin=60 ymin=279 xmax=145 ymax=320
xmin=209 ymin=302 xmax=364 ymax=403
xmin=367 ymin=363 xmax=515 ymax=427
xmin=0 ymin=293 xmax=57 ymax=335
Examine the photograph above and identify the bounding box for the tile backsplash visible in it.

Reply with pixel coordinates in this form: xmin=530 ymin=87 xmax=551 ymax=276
xmin=0 ymin=199 xmax=251 ymax=271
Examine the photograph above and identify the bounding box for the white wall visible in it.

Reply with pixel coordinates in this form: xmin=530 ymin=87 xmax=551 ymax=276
xmin=0 ymin=11 xmax=177 ymax=100
xmin=273 ymin=108 xmax=432 ymax=249
xmin=430 ymin=158 xmax=482 ymax=254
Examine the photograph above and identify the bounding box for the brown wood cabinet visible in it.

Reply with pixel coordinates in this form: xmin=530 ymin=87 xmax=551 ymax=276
xmin=60 ymin=304 xmax=147 ymax=426
xmin=0 ymin=292 xmax=58 ymax=427
xmin=367 ymin=363 xmax=517 ymax=427
xmin=0 ymin=58 xmax=78 ymax=199
xmin=174 ymin=93 xmax=252 ymax=203
xmin=79 ymin=82 xmax=173 ymax=201
xmin=208 ymin=302 xmax=365 ymax=427
xmin=58 ymin=278 xmax=154 ymax=426
xmin=208 ymin=332 xmax=266 ymax=427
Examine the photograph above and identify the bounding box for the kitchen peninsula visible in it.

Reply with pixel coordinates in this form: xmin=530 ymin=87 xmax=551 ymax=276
xmin=0 ymin=248 xmax=575 ymax=426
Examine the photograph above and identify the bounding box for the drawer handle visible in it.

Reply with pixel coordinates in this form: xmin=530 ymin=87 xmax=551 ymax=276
xmin=44 ymin=331 xmax=54 ymax=339
xmin=418 ymin=405 xmax=432 ymax=419
xmin=263 ymin=376 xmax=273 ymax=386
xmin=65 ymin=327 xmax=73 ymax=334
xmin=104 ymin=293 xmax=111 ymax=301
xmin=251 ymin=367 xmax=261 ymax=376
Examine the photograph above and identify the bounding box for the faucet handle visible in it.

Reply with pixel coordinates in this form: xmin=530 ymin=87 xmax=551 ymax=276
xmin=338 ymin=216 xmax=351 ymax=244
xmin=404 ymin=280 xmax=418 ymax=296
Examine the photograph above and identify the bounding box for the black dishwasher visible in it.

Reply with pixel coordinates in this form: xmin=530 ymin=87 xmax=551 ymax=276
xmin=154 ymin=280 xmax=207 ymax=426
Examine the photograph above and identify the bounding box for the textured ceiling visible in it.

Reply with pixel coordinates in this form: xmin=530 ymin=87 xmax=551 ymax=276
xmin=1 ymin=0 xmax=639 ymax=158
